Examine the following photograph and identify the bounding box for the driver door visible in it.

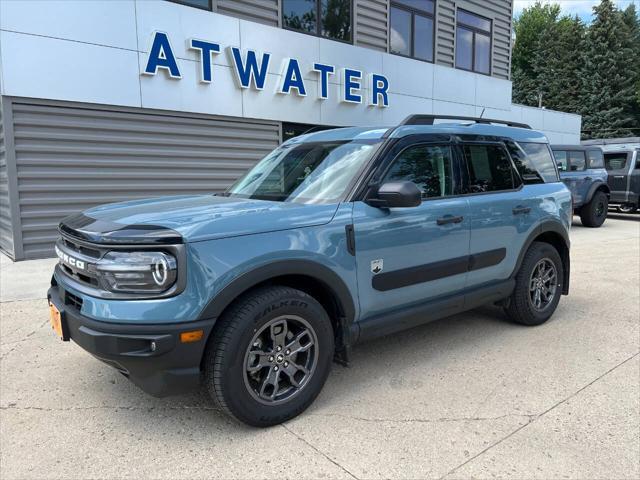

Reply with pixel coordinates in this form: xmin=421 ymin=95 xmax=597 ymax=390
xmin=352 ymin=137 xmax=470 ymax=321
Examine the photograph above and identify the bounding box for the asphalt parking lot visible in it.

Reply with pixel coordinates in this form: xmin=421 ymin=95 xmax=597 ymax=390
xmin=1 ymin=215 xmax=638 ymax=480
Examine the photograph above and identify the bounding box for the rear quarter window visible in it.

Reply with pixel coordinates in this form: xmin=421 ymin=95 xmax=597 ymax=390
xmin=587 ymin=150 xmax=604 ymax=168
xmin=604 ymin=153 xmax=628 ymax=170
xmin=509 ymin=142 xmax=559 ymax=183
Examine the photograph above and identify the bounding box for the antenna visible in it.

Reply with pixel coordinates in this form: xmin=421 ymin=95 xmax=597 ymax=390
xmin=480 ymin=107 xmax=486 ymax=119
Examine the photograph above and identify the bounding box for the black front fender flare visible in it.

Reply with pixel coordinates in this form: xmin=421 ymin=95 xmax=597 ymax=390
xmin=197 ymin=259 xmax=356 ymax=325
xmin=585 ymin=181 xmax=610 ymax=204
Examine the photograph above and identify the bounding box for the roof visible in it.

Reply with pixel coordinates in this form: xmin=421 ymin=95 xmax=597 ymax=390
xmin=551 ymin=144 xmax=601 ymax=151
xmin=581 ymin=137 xmax=640 ymax=145
xmin=285 ymin=123 xmax=549 ymax=145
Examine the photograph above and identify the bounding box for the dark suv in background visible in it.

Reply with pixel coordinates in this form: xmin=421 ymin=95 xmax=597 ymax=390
xmin=552 ymin=145 xmax=609 ymax=227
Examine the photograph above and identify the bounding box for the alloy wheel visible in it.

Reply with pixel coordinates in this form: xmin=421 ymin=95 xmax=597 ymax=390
xmin=243 ymin=315 xmax=318 ymax=405
xmin=529 ymin=258 xmax=558 ymax=311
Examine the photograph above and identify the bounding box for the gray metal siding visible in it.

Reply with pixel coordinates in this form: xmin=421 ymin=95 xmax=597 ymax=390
xmin=355 ymin=0 xmax=388 ymax=52
xmin=435 ymin=0 xmax=457 ymax=69
xmin=435 ymin=0 xmax=512 ymax=79
xmin=0 ymin=98 xmax=13 ymax=258
xmin=10 ymin=100 xmax=280 ymax=259
xmin=217 ymin=0 xmax=279 ymax=27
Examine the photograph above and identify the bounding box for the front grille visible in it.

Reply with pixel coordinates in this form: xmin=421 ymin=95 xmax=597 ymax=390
xmin=56 ymin=233 xmax=105 ymax=289
xmin=62 ymin=237 xmax=101 ymax=259
xmin=65 ymin=291 xmax=84 ymax=310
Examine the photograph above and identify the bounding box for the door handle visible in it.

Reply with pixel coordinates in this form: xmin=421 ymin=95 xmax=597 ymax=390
xmin=512 ymin=206 xmax=531 ymax=215
xmin=584 ymin=177 xmax=592 ymax=181
xmin=614 ymin=175 xmax=624 ymax=179
xmin=436 ymin=215 xmax=464 ymax=225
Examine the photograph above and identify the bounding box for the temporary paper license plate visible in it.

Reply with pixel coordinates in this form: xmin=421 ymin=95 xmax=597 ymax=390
xmin=49 ymin=302 xmax=64 ymax=339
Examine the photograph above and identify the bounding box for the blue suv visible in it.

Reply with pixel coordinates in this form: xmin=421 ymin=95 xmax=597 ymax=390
xmin=552 ymin=145 xmax=610 ymax=227
xmin=48 ymin=115 xmax=571 ymax=426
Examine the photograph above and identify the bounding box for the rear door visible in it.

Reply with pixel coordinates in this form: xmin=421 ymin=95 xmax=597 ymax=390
xmin=560 ymin=150 xmax=588 ymax=205
xmin=353 ymin=136 xmax=470 ymax=320
xmin=605 ymin=152 xmax=631 ymax=203
xmin=461 ymin=142 xmax=538 ymax=289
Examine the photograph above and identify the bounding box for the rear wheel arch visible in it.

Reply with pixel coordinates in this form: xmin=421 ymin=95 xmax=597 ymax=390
xmin=586 ymin=182 xmax=610 ymax=202
xmin=513 ymin=223 xmax=570 ymax=295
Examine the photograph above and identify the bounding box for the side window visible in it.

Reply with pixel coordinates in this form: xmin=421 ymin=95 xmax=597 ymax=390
xmin=383 ymin=144 xmax=455 ymax=198
xmin=462 ymin=144 xmax=520 ymax=193
xmin=604 ymin=153 xmax=628 ymax=170
xmin=587 ymin=150 xmax=604 ymax=169
xmin=553 ymin=150 xmax=568 ymax=172
xmin=512 ymin=142 xmax=559 ymax=183
xmin=568 ymin=151 xmax=586 ymax=171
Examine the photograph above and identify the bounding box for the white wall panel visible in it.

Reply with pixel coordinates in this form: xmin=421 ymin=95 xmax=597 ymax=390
xmin=0 ymin=0 xmax=137 ymax=50
xmin=382 ymin=54 xmax=434 ymax=99
xmin=432 ymin=65 xmax=476 ymax=106
xmin=0 ymin=32 xmax=141 ymax=108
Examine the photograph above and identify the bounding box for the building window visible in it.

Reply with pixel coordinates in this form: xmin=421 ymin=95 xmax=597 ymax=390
xmin=455 ymin=9 xmax=491 ymax=75
xmin=282 ymin=0 xmax=352 ymax=43
xmin=389 ymin=0 xmax=435 ymax=62
xmin=166 ymin=0 xmax=212 ymax=11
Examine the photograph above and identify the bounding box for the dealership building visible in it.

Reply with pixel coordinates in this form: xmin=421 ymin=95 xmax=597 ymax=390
xmin=0 ymin=0 xmax=581 ymax=260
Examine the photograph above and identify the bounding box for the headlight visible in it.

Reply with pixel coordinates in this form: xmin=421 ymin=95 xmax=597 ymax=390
xmin=95 ymin=251 xmax=177 ymax=293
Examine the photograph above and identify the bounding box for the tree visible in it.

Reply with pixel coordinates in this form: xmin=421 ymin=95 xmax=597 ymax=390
xmin=532 ymin=15 xmax=586 ymax=114
xmin=581 ymin=0 xmax=638 ymax=139
xmin=620 ymin=4 xmax=640 ymax=130
xmin=512 ymin=2 xmax=561 ymax=106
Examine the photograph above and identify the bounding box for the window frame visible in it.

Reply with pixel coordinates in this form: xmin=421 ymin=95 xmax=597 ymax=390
xmin=389 ymin=0 xmax=436 ymax=64
xmin=458 ymin=141 xmax=524 ymax=196
xmin=380 ymin=142 xmax=458 ymax=200
xmin=455 ymin=8 xmax=493 ymax=76
xmin=281 ymin=0 xmax=354 ymax=45
xmin=166 ymin=0 xmax=213 ymax=11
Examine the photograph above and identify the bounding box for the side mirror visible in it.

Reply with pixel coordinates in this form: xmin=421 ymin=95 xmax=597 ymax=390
xmin=368 ymin=181 xmax=422 ymax=208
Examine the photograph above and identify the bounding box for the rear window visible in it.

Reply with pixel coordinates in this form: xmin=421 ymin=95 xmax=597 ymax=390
xmin=568 ymin=151 xmax=586 ymax=171
xmin=604 ymin=153 xmax=628 ymax=170
xmin=587 ymin=150 xmax=604 ymax=168
xmin=508 ymin=142 xmax=559 ymax=183
xmin=462 ymin=144 xmax=520 ymax=192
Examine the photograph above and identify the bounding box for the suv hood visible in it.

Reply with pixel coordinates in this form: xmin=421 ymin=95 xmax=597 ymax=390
xmin=61 ymin=195 xmax=340 ymax=244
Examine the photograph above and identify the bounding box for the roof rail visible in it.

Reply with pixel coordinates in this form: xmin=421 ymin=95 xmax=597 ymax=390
xmin=398 ymin=114 xmax=532 ymax=130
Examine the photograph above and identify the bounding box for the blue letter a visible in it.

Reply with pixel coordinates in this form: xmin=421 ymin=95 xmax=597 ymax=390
xmin=143 ymin=32 xmax=181 ymax=78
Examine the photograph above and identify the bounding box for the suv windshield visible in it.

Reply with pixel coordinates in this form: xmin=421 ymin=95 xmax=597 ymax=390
xmin=226 ymin=139 xmax=381 ymax=203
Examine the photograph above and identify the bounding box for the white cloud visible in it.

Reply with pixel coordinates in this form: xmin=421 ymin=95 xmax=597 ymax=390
xmin=514 ymin=0 xmax=638 ymax=20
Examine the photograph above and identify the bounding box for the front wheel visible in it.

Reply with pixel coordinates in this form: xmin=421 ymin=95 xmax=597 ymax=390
xmin=504 ymin=242 xmax=563 ymax=326
xmin=580 ymin=191 xmax=608 ymax=227
xmin=203 ymin=286 xmax=334 ymax=427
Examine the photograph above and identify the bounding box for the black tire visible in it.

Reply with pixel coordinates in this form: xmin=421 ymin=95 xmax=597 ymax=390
xmin=579 ymin=191 xmax=608 ymax=227
xmin=203 ymin=285 xmax=334 ymax=427
xmin=617 ymin=204 xmax=638 ymax=214
xmin=504 ymin=242 xmax=563 ymax=326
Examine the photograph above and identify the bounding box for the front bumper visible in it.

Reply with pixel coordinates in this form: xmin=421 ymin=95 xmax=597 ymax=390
xmin=47 ymin=285 xmax=216 ymax=397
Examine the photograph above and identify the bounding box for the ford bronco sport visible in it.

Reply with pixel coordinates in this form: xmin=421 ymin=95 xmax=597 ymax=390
xmin=48 ymin=115 xmax=571 ymax=427
xmin=551 ymin=145 xmax=609 ymax=227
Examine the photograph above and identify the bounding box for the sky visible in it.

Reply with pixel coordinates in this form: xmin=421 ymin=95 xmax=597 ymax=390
xmin=513 ymin=0 xmax=638 ymax=21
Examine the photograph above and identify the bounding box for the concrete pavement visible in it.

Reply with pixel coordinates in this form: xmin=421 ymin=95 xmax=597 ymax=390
xmin=1 ymin=216 xmax=638 ymax=479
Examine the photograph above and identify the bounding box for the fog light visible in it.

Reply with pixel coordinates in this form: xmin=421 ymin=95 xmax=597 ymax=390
xmin=150 ymin=341 xmax=157 ymax=352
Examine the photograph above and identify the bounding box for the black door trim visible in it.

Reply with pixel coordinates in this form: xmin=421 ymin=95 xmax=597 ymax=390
xmin=371 ymin=248 xmax=506 ymax=292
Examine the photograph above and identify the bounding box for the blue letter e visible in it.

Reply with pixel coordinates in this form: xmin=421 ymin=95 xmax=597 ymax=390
xmin=143 ymin=32 xmax=181 ymax=79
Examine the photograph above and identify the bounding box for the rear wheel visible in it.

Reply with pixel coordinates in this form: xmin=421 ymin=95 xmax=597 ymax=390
xmin=580 ymin=191 xmax=608 ymax=227
xmin=203 ymin=286 xmax=334 ymax=427
xmin=505 ymin=242 xmax=563 ymax=326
